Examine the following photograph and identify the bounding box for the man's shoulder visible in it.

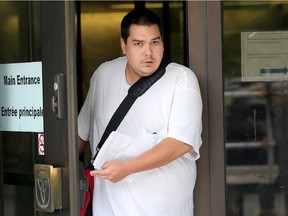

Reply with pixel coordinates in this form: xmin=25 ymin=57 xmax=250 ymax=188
xmin=91 ymin=56 xmax=126 ymax=80
xmin=167 ymin=62 xmax=192 ymax=72
xmin=101 ymin=56 xmax=127 ymax=69
xmin=164 ymin=62 xmax=199 ymax=86
xmin=166 ymin=62 xmax=195 ymax=78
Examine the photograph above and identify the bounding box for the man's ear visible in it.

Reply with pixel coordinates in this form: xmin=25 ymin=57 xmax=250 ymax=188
xmin=120 ymin=38 xmax=126 ymax=55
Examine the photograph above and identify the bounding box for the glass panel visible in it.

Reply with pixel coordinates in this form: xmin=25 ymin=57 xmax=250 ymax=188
xmin=223 ymin=1 xmax=288 ymax=216
xmin=0 ymin=1 xmax=41 ymax=215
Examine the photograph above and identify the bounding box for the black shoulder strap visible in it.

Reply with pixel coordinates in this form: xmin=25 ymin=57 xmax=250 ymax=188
xmin=92 ymin=58 xmax=169 ymax=160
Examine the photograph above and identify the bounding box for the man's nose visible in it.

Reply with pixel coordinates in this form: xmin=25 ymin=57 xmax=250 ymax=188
xmin=144 ymin=44 xmax=152 ymax=56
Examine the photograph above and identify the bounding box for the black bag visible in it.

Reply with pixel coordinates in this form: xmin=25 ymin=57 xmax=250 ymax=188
xmin=79 ymin=59 xmax=169 ymax=215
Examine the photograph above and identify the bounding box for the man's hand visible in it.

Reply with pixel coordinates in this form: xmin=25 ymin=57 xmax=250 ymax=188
xmin=90 ymin=160 xmax=131 ymax=183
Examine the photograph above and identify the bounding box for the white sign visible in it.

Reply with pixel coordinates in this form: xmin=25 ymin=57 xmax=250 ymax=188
xmin=241 ymin=31 xmax=288 ymax=81
xmin=0 ymin=62 xmax=43 ymax=132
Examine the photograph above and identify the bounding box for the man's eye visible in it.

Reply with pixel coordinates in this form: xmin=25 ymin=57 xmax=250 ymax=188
xmin=152 ymin=40 xmax=160 ymax=45
xmin=134 ymin=42 xmax=142 ymax=46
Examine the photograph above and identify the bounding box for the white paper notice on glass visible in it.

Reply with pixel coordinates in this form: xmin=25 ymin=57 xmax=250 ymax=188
xmin=0 ymin=62 xmax=43 ymax=132
xmin=93 ymin=131 xmax=149 ymax=182
xmin=241 ymin=31 xmax=288 ymax=82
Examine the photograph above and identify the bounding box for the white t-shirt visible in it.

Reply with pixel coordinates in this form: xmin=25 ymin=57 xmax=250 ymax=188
xmin=78 ymin=56 xmax=202 ymax=216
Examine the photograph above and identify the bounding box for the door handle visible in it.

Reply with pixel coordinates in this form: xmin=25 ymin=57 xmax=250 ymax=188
xmin=51 ymin=73 xmax=66 ymax=119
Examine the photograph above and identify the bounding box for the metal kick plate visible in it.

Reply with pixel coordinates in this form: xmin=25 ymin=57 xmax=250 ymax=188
xmin=34 ymin=164 xmax=62 ymax=212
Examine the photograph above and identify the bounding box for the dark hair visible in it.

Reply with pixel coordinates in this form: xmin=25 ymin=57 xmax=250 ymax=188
xmin=121 ymin=8 xmax=162 ymax=43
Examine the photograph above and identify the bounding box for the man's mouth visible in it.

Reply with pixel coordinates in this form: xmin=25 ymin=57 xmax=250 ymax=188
xmin=143 ymin=59 xmax=154 ymax=65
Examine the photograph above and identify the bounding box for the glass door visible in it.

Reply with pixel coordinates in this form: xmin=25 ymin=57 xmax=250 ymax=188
xmin=0 ymin=2 xmax=42 ymax=215
xmin=223 ymin=2 xmax=288 ymax=215
xmin=0 ymin=1 xmax=78 ymax=215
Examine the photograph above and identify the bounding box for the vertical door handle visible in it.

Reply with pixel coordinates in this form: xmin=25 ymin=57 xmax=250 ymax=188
xmin=51 ymin=73 xmax=66 ymax=119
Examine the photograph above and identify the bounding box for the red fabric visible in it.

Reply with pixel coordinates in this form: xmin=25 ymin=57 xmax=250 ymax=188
xmin=80 ymin=168 xmax=94 ymax=216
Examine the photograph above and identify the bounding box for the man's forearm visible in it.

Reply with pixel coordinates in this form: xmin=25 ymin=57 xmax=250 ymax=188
xmin=90 ymin=137 xmax=193 ymax=182
xmin=126 ymin=137 xmax=192 ymax=175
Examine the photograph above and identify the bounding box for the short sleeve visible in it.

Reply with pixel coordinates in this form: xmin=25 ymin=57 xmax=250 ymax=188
xmin=78 ymin=89 xmax=92 ymax=142
xmin=167 ymin=66 xmax=203 ymax=160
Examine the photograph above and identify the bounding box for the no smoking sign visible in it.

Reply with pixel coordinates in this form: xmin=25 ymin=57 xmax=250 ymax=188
xmin=38 ymin=133 xmax=45 ymax=155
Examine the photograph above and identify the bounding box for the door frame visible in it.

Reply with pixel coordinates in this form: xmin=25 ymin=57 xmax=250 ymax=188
xmin=187 ymin=1 xmax=225 ymax=216
xmin=41 ymin=1 xmax=79 ymax=215
xmin=0 ymin=134 xmax=3 ymax=216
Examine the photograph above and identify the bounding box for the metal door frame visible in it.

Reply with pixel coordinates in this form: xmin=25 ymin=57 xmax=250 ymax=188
xmin=41 ymin=1 xmax=79 ymax=215
xmin=187 ymin=1 xmax=225 ymax=216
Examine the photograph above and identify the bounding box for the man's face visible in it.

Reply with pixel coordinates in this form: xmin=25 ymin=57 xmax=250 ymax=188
xmin=121 ymin=24 xmax=164 ymax=84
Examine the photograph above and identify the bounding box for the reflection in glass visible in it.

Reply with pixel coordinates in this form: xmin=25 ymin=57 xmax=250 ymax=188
xmin=223 ymin=1 xmax=288 ymax=216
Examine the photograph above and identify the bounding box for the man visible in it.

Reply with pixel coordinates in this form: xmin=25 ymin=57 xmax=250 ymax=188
xmin=78 ymin=8 xmax=202 ymax=216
